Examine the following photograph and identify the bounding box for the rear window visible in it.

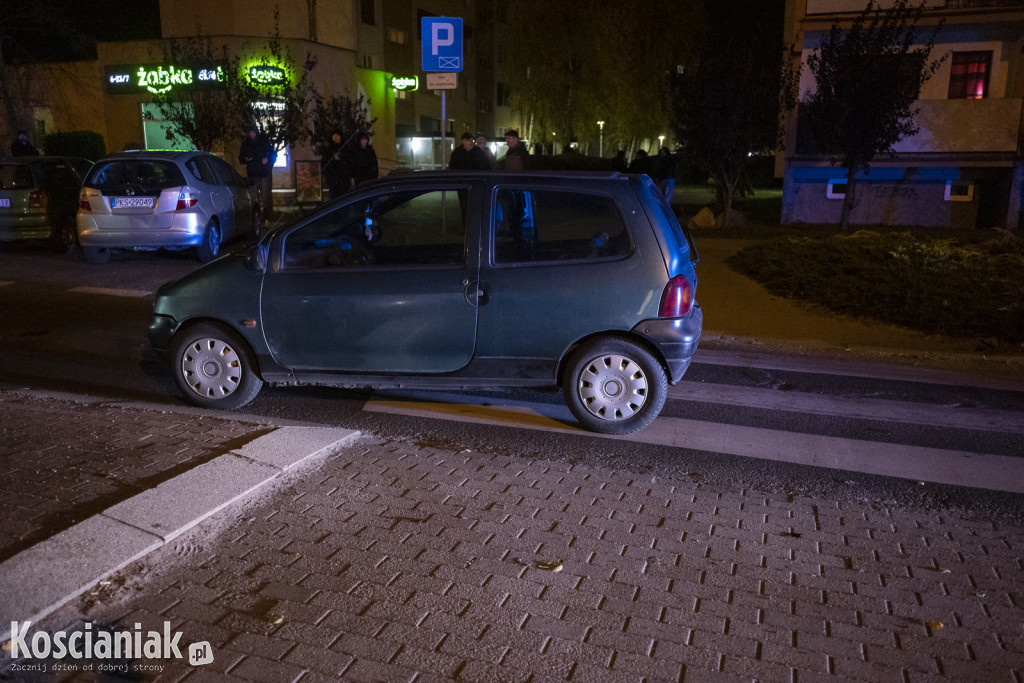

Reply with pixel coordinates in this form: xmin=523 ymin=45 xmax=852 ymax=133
xmin=0 ymin=164 xmax=34 ymax=190
xmin=492 ymin=188 xmax=631 ymax=264
xmin=85 ymin=159 xmax=186 ymax=192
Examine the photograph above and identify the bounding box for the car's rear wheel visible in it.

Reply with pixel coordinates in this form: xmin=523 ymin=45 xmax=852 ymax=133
xmin=197 ymin=221 xmax=220 ymax=262
xmin=80 ymin=246 xmax=110 ymax=264
xmin=171 ymin=323 xmax=262 ymax=410
xmin=51 ymin=216 xmax=77 ymax=254
xmin=562 ymin=337 xmax=667 ymax=434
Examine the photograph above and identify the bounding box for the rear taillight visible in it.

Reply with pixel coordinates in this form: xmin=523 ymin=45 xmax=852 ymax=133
xmin=29 ymin=191 xmax=47 ymax=209
xmin=176 ymin=192 xmax=198 ymax=210
xmin=658 ymin=274 xmax=693 ymax=318
xmin=78 ymin=190 xmax=90 ymax=211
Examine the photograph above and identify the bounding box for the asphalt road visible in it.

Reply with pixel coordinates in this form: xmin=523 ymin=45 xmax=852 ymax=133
xmin=2 ymin=242 xmax=1023 ymax=521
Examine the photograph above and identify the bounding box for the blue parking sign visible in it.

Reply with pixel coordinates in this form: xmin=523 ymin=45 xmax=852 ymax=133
xmin=422 ymin=17 xmax=463 ymax=72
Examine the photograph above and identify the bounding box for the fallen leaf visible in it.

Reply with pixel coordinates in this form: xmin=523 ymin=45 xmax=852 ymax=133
xmin=535 ymin=560 xmax=563 ymax=573
xmin=927 ymin=620 xmax=943 ymax=629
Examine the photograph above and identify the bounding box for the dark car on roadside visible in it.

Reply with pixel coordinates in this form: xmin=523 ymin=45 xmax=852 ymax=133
xmin=0 ymin=156 xmax=92 ymax=252
xmin=148 ymin=171 xmax=702 ymax=434
xmin=77 ymin=150 xmax=260 ymax=264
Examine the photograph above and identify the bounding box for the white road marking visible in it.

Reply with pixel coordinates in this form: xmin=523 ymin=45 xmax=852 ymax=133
xmin=364 ymin=389 xmax=1024 ymax=494
xmin=671 ymin=381 xmax=1024 ymax=434
xmin=68 ymin=286 xmax=152 ymax=298
xmin=0 ymin=280 xmax=15 ymax=287
xmin=696 ymin=348 xmax=1024 ymax=392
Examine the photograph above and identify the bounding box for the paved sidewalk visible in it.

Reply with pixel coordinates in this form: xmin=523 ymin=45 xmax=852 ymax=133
xmin=7 ymin=433 xmax=1023 ymax=681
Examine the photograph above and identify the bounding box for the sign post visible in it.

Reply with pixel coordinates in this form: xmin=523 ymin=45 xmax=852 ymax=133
xmin=421 ymin=17 xmax=463 ymax=169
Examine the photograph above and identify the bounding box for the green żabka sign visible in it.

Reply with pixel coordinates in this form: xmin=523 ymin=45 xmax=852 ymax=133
xmin=105 ymin=64 xmax=227 ymax=95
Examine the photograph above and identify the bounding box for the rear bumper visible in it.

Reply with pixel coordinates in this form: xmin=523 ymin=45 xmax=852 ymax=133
xmin=77 ymin=213 xmax=206 ymax=248
xmin=631 ymin=303 xmax=702 ymax=383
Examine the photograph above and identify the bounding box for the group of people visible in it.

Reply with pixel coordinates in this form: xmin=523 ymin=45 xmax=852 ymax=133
xmin=320 ymin=130 xmax=379 ymax=199
xmin=615 ymin=146 xmax=677 ymax=201
xmin=449 ymin=129 xmax=528 ymax=172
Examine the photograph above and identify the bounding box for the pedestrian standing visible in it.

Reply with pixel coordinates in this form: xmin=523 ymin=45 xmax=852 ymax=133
xmin=653 ymin=146 xmax=677 ymax=202
xmin=501 ymin=129 xmax=529 ymax=172
xmin=450 ymin=132 xmax=489 ymax=170
xmin=349 ymin=133 xmax=378 ymax=187
xmin=11 ymin=130 xmax=39 ymax=157
xmin=239 ymin=125 xmax=275 ymax=220
xmin=322 ymin=130 xmax=351 ymax=199
xmin=475 ymin=135 xmax=496 ymax=170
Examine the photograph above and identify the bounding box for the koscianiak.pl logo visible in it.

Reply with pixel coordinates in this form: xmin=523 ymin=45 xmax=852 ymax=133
xmin=5 ymin=621 xmax=214 ymax=673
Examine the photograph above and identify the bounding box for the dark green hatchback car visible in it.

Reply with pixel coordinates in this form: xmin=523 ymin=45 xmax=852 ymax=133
xmin=149 ymin=171 xmax=702 ymax=434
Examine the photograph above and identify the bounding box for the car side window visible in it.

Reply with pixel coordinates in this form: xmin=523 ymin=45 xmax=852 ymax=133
xmin=208 ymin=156 xmax=242 ymax=187
xmin=282 ymin=188 xmax=468 ymax=269
xmin=187 ymin=158 xmax=217 ymax=185
xmin=492 ymin=188 xmax=631 ymax=264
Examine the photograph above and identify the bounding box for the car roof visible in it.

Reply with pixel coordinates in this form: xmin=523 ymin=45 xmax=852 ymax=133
xmin=363 ymin=170 xmax=632 ymax=187
xmin=94 ymin=150 xmax=208 ymax=162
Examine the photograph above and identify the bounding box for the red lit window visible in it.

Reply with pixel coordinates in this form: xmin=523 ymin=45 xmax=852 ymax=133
xmin=948 ymin=51 xmax=991 ymax=99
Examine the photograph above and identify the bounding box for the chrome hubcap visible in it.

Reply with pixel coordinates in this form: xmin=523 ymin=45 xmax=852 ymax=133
xmin=577 ymin=354 xmax=648 ymax=421
xmin=181 ymin=337 xmax=241 ymax=398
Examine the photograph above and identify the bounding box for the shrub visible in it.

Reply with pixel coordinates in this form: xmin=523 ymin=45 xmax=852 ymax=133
xmin=729 ymin=233 xmax=1024 ymax=345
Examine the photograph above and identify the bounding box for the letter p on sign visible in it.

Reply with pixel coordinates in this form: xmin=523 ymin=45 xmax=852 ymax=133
xmin=432 ymin=23 xmax=454 ymax=55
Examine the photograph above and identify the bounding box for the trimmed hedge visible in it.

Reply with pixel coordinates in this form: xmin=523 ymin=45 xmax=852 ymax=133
xmin=728 ymin=231 xmax=1024 ymax=345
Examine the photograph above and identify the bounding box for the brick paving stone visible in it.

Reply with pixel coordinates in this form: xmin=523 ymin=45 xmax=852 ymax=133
xmin=9 ymin=432 xmax=1024 ymax=683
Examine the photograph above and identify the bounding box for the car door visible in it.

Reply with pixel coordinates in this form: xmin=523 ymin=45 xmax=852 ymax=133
xmin=260 ymin=182 xmax=481 ymax=373
xmin=188 ymin=156 xmax=234 ymax=235
xmin=208 ymin=155 xmax=254 ymax=238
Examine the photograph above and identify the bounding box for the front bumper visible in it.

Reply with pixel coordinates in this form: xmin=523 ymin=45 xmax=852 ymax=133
xmin=148 ymin=313 xmax=178 ymax=354
xmin=631 ymin=303 xmax=703 ymax=383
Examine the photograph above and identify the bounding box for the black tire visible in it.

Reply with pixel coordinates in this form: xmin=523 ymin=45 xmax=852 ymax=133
xmin=197 ymin=221 xmax=220 ymax=262
xmin=562 ymin=337 xmax=667 ymax=434
xmin=51 ymin=216 xmax=77 ymax=254
xmin=170 ymin=322 xmax=263 ymax=410
xmin=80 ymin=246 xmax=111 ymax=264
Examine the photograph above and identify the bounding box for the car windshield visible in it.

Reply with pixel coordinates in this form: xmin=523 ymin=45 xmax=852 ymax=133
xmin=85 ymin=159 xmax=186 ymax=194
xmin=0 ymin=164 xmax=34 ymax=190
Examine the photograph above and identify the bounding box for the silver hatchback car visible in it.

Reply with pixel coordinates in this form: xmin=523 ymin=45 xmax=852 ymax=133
xmin=77 ymin=151 xmax=260 ymax=263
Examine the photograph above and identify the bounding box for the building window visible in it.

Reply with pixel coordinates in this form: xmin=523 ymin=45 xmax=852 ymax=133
xmin=362 ymin=54 xmax=375 ymax=69
xmin=360 ymin=0 xmax=375 ymax=26
xmin=945 ymin=180 xmax=974 ymax=202
xmin=948 ymin=51 xmax=991 ymax=99
xmin=826 ymin=180 xmax=846 ymax=199
xmin=496 ymin=82 xmax=510 ymax=107
xmin=388 ymin=28 xmax=406 ymax=44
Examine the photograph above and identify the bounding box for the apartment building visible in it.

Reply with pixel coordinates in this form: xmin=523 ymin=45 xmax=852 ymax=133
xmin=780 ymin=0 xmax=1024 ymax=229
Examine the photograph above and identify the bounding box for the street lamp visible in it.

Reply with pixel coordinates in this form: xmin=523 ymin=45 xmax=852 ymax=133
xmin=658 ymin=134 xmax=665 ymax=148
xmin=597 ymin=120 xmax=605 ymax=158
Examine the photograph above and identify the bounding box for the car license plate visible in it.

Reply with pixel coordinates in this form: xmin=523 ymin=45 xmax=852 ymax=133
xmin=111 ymin=197 xmax=154 ymax=208
xmin=0 ymin=198 xmax=10 ymax=208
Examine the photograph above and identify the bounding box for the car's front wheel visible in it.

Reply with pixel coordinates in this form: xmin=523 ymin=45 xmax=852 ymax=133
xmin=171 ymin=323 xmax=263 ymax=410
xmin=197 ymin=221 xmax=220 ymax=262
xmin=562 ymin=337 xmax=667 ymax=434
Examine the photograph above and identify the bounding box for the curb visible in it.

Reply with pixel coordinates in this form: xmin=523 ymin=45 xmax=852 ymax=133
xmin=0 ymin=410 xmax=360 ymax=643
